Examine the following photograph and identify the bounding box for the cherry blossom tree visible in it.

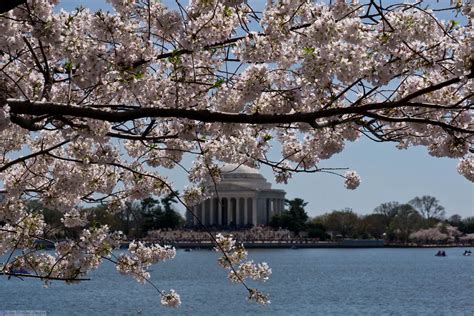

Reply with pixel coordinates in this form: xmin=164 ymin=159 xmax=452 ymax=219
xmin=409 ymin=227 xmax=449 ymax=243
xmin=0 ymin=0 xmax=473 ymax=308
xmin=409 ymin=224 xmax=462 ymax=243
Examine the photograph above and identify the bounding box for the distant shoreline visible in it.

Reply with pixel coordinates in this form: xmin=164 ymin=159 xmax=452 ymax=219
xmin=122 ymin=240 xmax=474 ymax=249
xmin=34 ymin=239 xmax=474 ymax=250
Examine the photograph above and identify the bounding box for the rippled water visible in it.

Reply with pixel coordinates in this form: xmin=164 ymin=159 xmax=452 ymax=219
xmin=1 ymin=248 xmax=473 ymax=315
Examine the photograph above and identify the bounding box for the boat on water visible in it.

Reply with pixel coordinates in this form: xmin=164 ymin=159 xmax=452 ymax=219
xmin=463 ymin=250 xmax=472 ymax=256
xmin=435 ymin=250 xmax=446 ymax=257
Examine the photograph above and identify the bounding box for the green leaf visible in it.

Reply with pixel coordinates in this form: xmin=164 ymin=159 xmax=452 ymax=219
xmin=302 ymin=47 xmax=315 ymax=55
xmin=449 ymin=20 xmax=460 ymax=29
xmin=64 ymin=61 xmax=74 ymax=72
xmin=134 ymin=71 xmax=145 ymax=79
xmin=167 ymin=50 xmax=181 ymax=65
xmin=223 ymin=5 xmax=233 ymax=17
xmin=213 ymin=78 xmax=225 ymax=88
xmin=380 ymin=33 xmax=390 ymax=44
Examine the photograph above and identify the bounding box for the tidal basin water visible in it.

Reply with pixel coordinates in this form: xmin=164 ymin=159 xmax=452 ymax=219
xmin=1 ymin=247 xmax=473 ymax=315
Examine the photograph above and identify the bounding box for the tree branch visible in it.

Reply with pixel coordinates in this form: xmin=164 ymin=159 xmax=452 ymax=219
xmin=0 ymin=272 xmax=90 ymax=281
xmin=0 ymin=138 xmax=72 ymax=172
xmin=7 ymin=96 xmax=473 ymax=135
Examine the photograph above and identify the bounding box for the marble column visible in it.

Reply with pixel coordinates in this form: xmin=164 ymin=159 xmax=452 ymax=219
xmin=235 ymin=197 xmax=240 ymax=227
xmin=244 ymin=198 xmax=249 ymax=226
xmin=210 ymin=198 xmax=215 ymax=225
xmin=252 ymin=197 xmax=257 ymax=225
xmin=218 ymin=198 xmax=222 ymax=226
xmin=228 ymin=197 xmax=233 ymax=226
xmin=200 ymin=203 xmax=205 ymax=226
xmin=192 ymin=205 xmax=198 ymax=226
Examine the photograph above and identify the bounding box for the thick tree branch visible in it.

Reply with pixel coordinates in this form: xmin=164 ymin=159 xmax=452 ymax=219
xmin=7 ymin=98 xmax=473 ymax=134
xmin=0 ymin=272 xmax=90 ymax=281
xmin=7 ymin=71 xmax=471 ymax=129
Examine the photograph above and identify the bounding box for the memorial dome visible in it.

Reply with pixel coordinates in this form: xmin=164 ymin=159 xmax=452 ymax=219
xmin=218 ymin=163 xmax=270 ymax=190
xmin=220 ymin=163 xmax=261 ymax=175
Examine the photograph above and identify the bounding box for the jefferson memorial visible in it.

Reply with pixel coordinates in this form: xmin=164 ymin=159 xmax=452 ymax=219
xmin=186 ymin=164 xmax=286 ymax=228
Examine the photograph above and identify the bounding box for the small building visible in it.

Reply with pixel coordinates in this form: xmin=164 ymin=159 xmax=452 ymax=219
xmin=186 ymin=164 xmax=286 ymax=228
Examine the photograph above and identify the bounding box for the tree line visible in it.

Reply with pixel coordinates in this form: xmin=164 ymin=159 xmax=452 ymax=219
xmin=26 ymin=194 xmax=473 ymax=245
xmin=271 ymin=196 xmax=474 ymax=244
xmin=27 ymin=194 xmax=184 ymax=240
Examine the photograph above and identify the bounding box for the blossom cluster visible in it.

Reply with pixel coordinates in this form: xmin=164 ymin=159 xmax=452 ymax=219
xmin=160 ymin=289 xmax=181 ymax=308
xmin=409 ymin=228 xmax=449 ymax=242
xmin=344 ymin=171 xmax=361 ymax=190
xmin=0 ymin=105 xmax=9 ymax=131
xmin=115 ymin=241 xmax=178 ymax=307
xmin=0 ymin=0 xmax=472 ymax=308
xmin=409 ymin=224 xmax=463 ymax=242
xmin=457 ymin=155 xmax=474 ymax=182
xmin=248 ymin=288 xmax=271 ymax=305
xmin=1 ymin=225 xmax=122 ymax=287
xmin=116 ymin=241 xmax=176 ymax=283
xmin=61 ymin=208 xmax=87 ymax=228
xmin=215 ymin=234 xmax=271 ymax=304
xmin=0 ymin=212 xmax=45 ymax=255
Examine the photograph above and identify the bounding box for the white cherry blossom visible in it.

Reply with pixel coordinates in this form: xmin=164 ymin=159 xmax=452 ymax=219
xmin=0 ymin=0 xmax=472 ymax=308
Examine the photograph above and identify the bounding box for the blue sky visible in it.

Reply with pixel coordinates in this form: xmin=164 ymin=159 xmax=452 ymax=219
xmin=55 ymin=0 xmax=473 ymax=218
xmin=163 ymin=139 xmax=473 ymax=218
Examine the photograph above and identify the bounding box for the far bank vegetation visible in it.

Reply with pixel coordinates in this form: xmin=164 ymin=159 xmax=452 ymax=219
xmin=25 ymin=195 xmax=474 ymax=245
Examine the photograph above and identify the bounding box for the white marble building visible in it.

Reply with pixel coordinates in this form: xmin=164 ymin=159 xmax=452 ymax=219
xmin=186 ymin=164 xmax=286 ymax=228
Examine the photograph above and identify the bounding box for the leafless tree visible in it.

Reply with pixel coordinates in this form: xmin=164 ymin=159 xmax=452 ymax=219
xmin=409 ymin=196 xmax=446 ymax=220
